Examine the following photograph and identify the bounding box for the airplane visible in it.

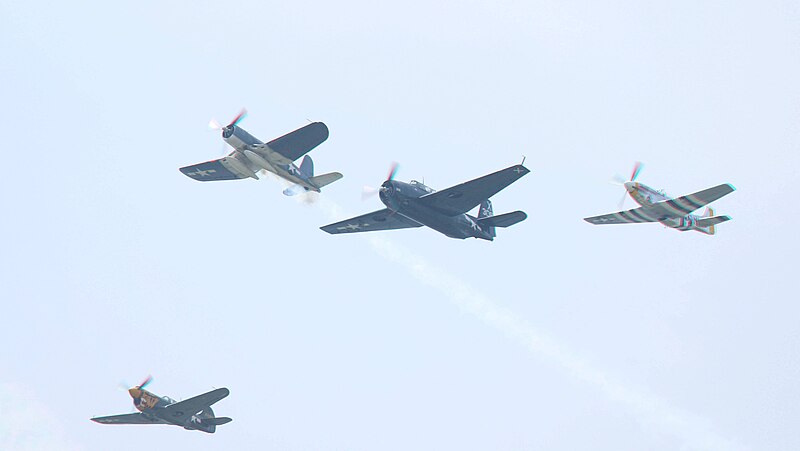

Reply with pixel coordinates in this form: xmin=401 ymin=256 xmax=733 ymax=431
xmin=91 ymin=376 xmax=232 ymax=434
xmin=180 ymin=109 xmax=343 ymax=195
xmin=321 ymin=163 xmax=530 ymax=240
xmin=583 ymin=162 xmax=735 ymax=234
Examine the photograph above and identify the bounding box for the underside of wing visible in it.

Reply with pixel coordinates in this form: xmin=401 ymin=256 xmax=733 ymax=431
xmin=584 ymin=207 xmax=661 ymax=225
xmin=648 ymin=183 xmax=736 ymax=218
xmin=320 ymin=208 xmax=423 ymax=234
xmin=180 ymin=158 xmax=247 ymax=181
xmin=418 ymin=165 xmax=530 ymax=216
xmin=267 ymin=122 xmax=329 ymax=162
xmin=91 ymin=413 xmax=167 ymax=425
xmin=162 ymin=388 xmax=230 ymax=423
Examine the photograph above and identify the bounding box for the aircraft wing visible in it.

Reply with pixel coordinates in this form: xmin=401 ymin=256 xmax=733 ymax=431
xmin=267 ymin=122 xmax=329 ymax=162
xmin=321 ymin=208 xmax=423 ymax=234
xmin=91 ymin=413 xmax=168 ymax=425
xmin=584 ymin=206 xmax=662 ymax=224
xmin=417 ymin=165 xmax=530 ymax=216
xmin=179 ymin=158 xmax=247 ymax=182
xmin=646 ymin=183 xmax=736 ymax=218
xmin=161 ymin=388 xmax=230 ymax=422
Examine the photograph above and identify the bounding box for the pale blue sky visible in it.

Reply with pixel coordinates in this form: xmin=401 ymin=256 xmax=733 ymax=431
xmin=1 ymin=1 xmax=799 ymax=450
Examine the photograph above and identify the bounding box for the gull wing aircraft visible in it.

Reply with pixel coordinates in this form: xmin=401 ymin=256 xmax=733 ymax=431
xmin=321 ymin=163 xmax=530 ymax=240
xmin=180 ymin=109 xmax=343 ymax=195
xmin=583 ymin=162 xmax=735 ymax=234
xmin=91 ymin=376 xmax=232 ymax=434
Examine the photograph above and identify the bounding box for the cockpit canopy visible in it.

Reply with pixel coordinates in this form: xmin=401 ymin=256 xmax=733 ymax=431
xmin=409 ymin=180 xmax=434 ymax=193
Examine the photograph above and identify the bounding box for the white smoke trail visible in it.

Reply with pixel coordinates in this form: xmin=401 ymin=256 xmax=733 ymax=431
xmin=316 ymin=197 xmax=746 ymax=451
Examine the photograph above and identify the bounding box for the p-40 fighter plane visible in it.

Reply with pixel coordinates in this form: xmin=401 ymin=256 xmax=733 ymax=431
xmin=91 ymin=376 xmax=232 ymax=434
xmin=584 ymin=163 xmax=735 ymax=235
xmin=321 ymin=163 xmax=530 ymax=240
xmin=180 ymin=109 xmax=342 ymax=195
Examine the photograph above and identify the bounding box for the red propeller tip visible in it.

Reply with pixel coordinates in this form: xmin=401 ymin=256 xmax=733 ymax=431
xmin=387 ymin=162 xmax=399 ymax=181
xmin=228 ymin=108 xmax=248 ymax=127
xmin=631 ymin=161 xmax=643 ymax=181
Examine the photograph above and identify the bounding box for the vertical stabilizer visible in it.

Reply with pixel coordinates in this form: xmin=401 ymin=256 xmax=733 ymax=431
xmin=299 ymin=155 xmax=314 ymax=178
xmin=703 ymin=207 xmax=716 ymax=235
xmin=478 ymin=199 xmax=496 ymax=238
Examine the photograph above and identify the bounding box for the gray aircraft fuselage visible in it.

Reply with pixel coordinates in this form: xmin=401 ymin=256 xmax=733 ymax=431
xmin=379 ymin=180 xmax=495 ymax=240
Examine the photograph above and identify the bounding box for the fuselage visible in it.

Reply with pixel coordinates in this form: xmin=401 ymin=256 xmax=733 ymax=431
xmin=129 ymin=388 xmax=217 ymax=433
xmin=625 ymin=181 xmax=707 ymax=232
xmin=219 ymin=125 xmax=316 ymax=191
xmin=378 ymin=180 xmax=494 ymax=240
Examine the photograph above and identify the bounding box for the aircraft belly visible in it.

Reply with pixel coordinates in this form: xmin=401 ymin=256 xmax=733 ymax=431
xmin=396 ymin=204 xmax=472 ymax=239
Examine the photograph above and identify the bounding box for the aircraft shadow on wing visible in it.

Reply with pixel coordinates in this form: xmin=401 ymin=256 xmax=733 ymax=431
xmin=583 ymin=162 xmax=735 ymax=235
xmin=180 ymin=109 xmax=343 ymax=196
xmin=321 ymin=163 xmax=530 ymax=241
xmin=91 ymin=376 xmax=232 ymax=434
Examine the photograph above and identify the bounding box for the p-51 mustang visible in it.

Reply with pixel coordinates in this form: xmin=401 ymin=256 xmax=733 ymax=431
xmin=584 ymin=163 xmax=735 ymax=234
xmin=321 ymin=163 xmax=530 ymax=240
xmin=91 ymin=376 xmax=232 ymax=434
xmin=180 ymin=109 xmax=343 ymax=195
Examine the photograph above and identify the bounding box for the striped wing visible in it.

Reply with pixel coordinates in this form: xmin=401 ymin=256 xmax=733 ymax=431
xmin=646 ymin=183 xmax=735 ymax=219
xmin=584 ymin=207 xmax=660 ymax=225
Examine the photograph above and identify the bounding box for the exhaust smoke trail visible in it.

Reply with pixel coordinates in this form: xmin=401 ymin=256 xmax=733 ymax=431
xmin=315 ymin=197 xmax=745 ymax=451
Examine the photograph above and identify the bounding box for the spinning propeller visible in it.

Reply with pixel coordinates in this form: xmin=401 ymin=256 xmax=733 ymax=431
xmin=208 ymin=108 xmax=248 ymax=156
xmin=127 ymin=375 xmax=153 ymax=401
xmin=611 ymin=161 xmax=644 ymax=209
xmin=362 ymin=162 xmax=399 ymax=200
xmin=208 ymin=108 xmax=248 ymax=131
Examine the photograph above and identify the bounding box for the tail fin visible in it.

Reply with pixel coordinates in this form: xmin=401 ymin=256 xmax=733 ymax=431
xmin=299 ymin=155 xmax=314 ymax=178
xmin=308 ymin=172 xmax=343 ymax=190
xmin=478 ymin=200 xmax=496 ymax=238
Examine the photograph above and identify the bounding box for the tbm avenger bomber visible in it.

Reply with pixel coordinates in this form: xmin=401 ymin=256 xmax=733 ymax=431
xmin=180 ymin=109 xmax=343 ymax=195
xmin=321 ymin=163 xmax=530 ymax=240
xmin=91 ymin=376 xmax=232 ymax=433
xmin=584 ymin=162 xmax=735 ymax=234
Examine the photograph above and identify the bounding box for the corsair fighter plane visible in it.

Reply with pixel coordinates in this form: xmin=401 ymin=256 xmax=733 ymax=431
xmin=91 ymin=376 xmax=232 ymax=433
xmin=322 ymin=163 xmax=530 ymax=240
xmin=180 ymin=109 xmax=342 ymax=195
xmin=584 ymin=163 xmax=735 ymax=234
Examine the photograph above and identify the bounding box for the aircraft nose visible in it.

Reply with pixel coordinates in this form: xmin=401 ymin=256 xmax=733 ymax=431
xmin=128 ymin=388 xmax=141 ymax=399
xmin=623 ymin=181 xmax=636 ymax=192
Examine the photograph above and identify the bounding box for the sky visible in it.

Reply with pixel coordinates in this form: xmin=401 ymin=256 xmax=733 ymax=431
xmin=1 ymin=1 xmax=799 ymax=450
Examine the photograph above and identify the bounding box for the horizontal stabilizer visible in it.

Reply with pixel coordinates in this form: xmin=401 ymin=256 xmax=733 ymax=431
xmin=309 ymin=172 xmax=343 ymax=189
xmin=204 ymin=417 xmax=232 ymax=426
xmin=476 ymin=211 xmax=527 ymax=228
xmin=696 ymin=215 xmax=731 ymax=228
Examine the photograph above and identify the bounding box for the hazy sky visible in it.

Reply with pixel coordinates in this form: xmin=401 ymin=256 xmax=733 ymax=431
xmin=2 ymin=1 xmax=799 ymax=450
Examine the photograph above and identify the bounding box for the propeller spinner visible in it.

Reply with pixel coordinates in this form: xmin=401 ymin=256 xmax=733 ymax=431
xmin=612 ymin=162 xmax=644 ymax=208
xmin=208 ymin=108 xmax=248 ymax=137
xmin=362 ymin=162 xmax=400 ymax=200
xmin=128 ymin=375 xmax=152 ymax=400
